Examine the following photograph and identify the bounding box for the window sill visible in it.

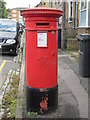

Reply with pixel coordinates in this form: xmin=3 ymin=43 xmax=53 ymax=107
xmin=68 ymin=21 xmax=72 ymax=23
xmin=78 ymin=26 xmax=90 ymax=29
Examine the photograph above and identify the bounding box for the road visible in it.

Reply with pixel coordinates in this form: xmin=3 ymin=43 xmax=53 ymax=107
xmin=0 ymin=54 xmax=20 ymax=89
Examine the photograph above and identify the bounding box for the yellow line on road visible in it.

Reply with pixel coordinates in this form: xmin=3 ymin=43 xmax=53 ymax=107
xmin=0 ymin=60 xmax=6 ymax=72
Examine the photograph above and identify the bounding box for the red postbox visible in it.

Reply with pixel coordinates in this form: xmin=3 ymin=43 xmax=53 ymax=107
xmin=21 ymin=7 xmax=62 ymax=113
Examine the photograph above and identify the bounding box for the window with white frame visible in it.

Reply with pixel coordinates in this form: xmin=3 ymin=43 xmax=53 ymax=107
xmin=13 ymin=13 xmax=16 ymax=17
xmin=12 ymin=10 xmax=16 ymax=13
xmin=80 ymin=0 xmax=87 ymax=26
xmin=68 ymin=0 xmax=73 ymax=22
xmin=80 ymin=0 xmax=90 ymax=27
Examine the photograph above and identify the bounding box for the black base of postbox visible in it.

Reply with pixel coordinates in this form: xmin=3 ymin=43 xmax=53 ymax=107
xmin=26 ymin=85 xmax=58 ymax=114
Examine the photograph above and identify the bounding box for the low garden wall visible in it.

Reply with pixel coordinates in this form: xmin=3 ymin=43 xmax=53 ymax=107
xmin=66 ymin=38 xmax=78 ymax=51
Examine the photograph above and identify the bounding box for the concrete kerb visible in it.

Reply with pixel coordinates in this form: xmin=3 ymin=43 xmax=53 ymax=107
xmin=15 ymin=51 xmax=25 ymax=119
xmin=0 ymin=68 xmax=20 ymax=119
xmin=15 ymin=34 xmax=25 ymax=119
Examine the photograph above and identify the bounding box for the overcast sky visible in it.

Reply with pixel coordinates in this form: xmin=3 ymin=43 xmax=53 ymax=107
xmin=4 ymin=0 xmax=41 ymax=9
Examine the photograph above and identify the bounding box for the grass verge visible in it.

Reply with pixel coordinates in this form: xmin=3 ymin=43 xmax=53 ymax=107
xmin=2 ymin=73 xmax=20 ymax=119
xmin=66 ymin=48 xmax=79 ymax=62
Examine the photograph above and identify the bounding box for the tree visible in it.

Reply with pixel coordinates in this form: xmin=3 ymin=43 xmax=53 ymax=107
xmin=0 ymin=0 xmax=7 ymax=18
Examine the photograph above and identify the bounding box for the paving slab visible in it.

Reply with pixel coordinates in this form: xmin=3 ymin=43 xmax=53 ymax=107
xmin=16 ymin=48 xmax=88 ymax=119
xmin=17 ymin=54 xmax=80 ymax=119
xmin=59 ymin=60 xmax=88 ymax=118
xmin=60 ymin=56 xmax=88 ymax=92
xmin=22 ymin=84 xmax=80 ymax=119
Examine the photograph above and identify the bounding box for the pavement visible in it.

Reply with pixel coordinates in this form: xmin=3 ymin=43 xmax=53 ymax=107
xmin=15 ymin=46 xmax=89 ymax=119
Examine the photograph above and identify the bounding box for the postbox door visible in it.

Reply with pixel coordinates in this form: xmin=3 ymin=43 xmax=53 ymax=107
xmin=26 ymin=30 xmax=58 ymax=89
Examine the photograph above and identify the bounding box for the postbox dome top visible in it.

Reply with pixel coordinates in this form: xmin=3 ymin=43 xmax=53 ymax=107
xmin=20 ymin=7 xmax=63 ymax=18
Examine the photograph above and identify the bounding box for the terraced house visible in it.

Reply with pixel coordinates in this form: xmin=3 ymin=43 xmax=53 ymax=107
xmin=37 ymin=0 xmax=90 ymax=49
xmin=64 ymin=0 xmax=90 ymax=50
xmin=78 ymin=0 xmax=90 ymax=34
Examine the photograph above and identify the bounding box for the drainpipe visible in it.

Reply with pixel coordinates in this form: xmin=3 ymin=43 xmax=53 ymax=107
xmin=61 ymin=1 xmax=66 ymax=49
xmin=75 ymin=0 xmax=78 ymax=29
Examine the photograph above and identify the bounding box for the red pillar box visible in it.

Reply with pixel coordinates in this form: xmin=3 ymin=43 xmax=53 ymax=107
xmin=21 ymin=7 xmax=62 ymax=113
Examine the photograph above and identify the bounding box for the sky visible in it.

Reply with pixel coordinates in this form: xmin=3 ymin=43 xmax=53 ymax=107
xmin=4 ymin=0 xmax=41 ymax=9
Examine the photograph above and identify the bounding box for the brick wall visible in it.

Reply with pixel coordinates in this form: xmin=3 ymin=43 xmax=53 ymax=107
xmin=11 ymin=10 xmax=18 ymax=21
xmin=78 ymin=28 xmax=90 ymax=35
xmin=66 ymin=38 xmax=78 ymax=50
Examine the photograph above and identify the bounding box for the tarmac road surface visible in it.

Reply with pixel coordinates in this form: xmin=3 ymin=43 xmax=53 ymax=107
xmin=0 ymin=54 xmax=20 ymax=90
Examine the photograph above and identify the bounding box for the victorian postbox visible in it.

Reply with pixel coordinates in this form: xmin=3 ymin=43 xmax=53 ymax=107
xmin=21 ymin=7 xmax=62 ymax=113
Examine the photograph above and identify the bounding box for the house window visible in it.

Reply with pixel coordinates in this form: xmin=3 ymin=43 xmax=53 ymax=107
xmin=80 ymin=0 xmax=87 ymax=26
xmin=81 ymin=0 xmax=86 ymax=10
xmin=13 ymin=13 xmax=16 ymax=17
xmin=12 ymin=10 xmax=16 ymax=13
xmin=79 ymin=0 xmax=90 ymax=27
xmin=50 ymin=0 xmax=52 ymax=7
xmin=68 ymin=0 xmax=73 ymax=22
